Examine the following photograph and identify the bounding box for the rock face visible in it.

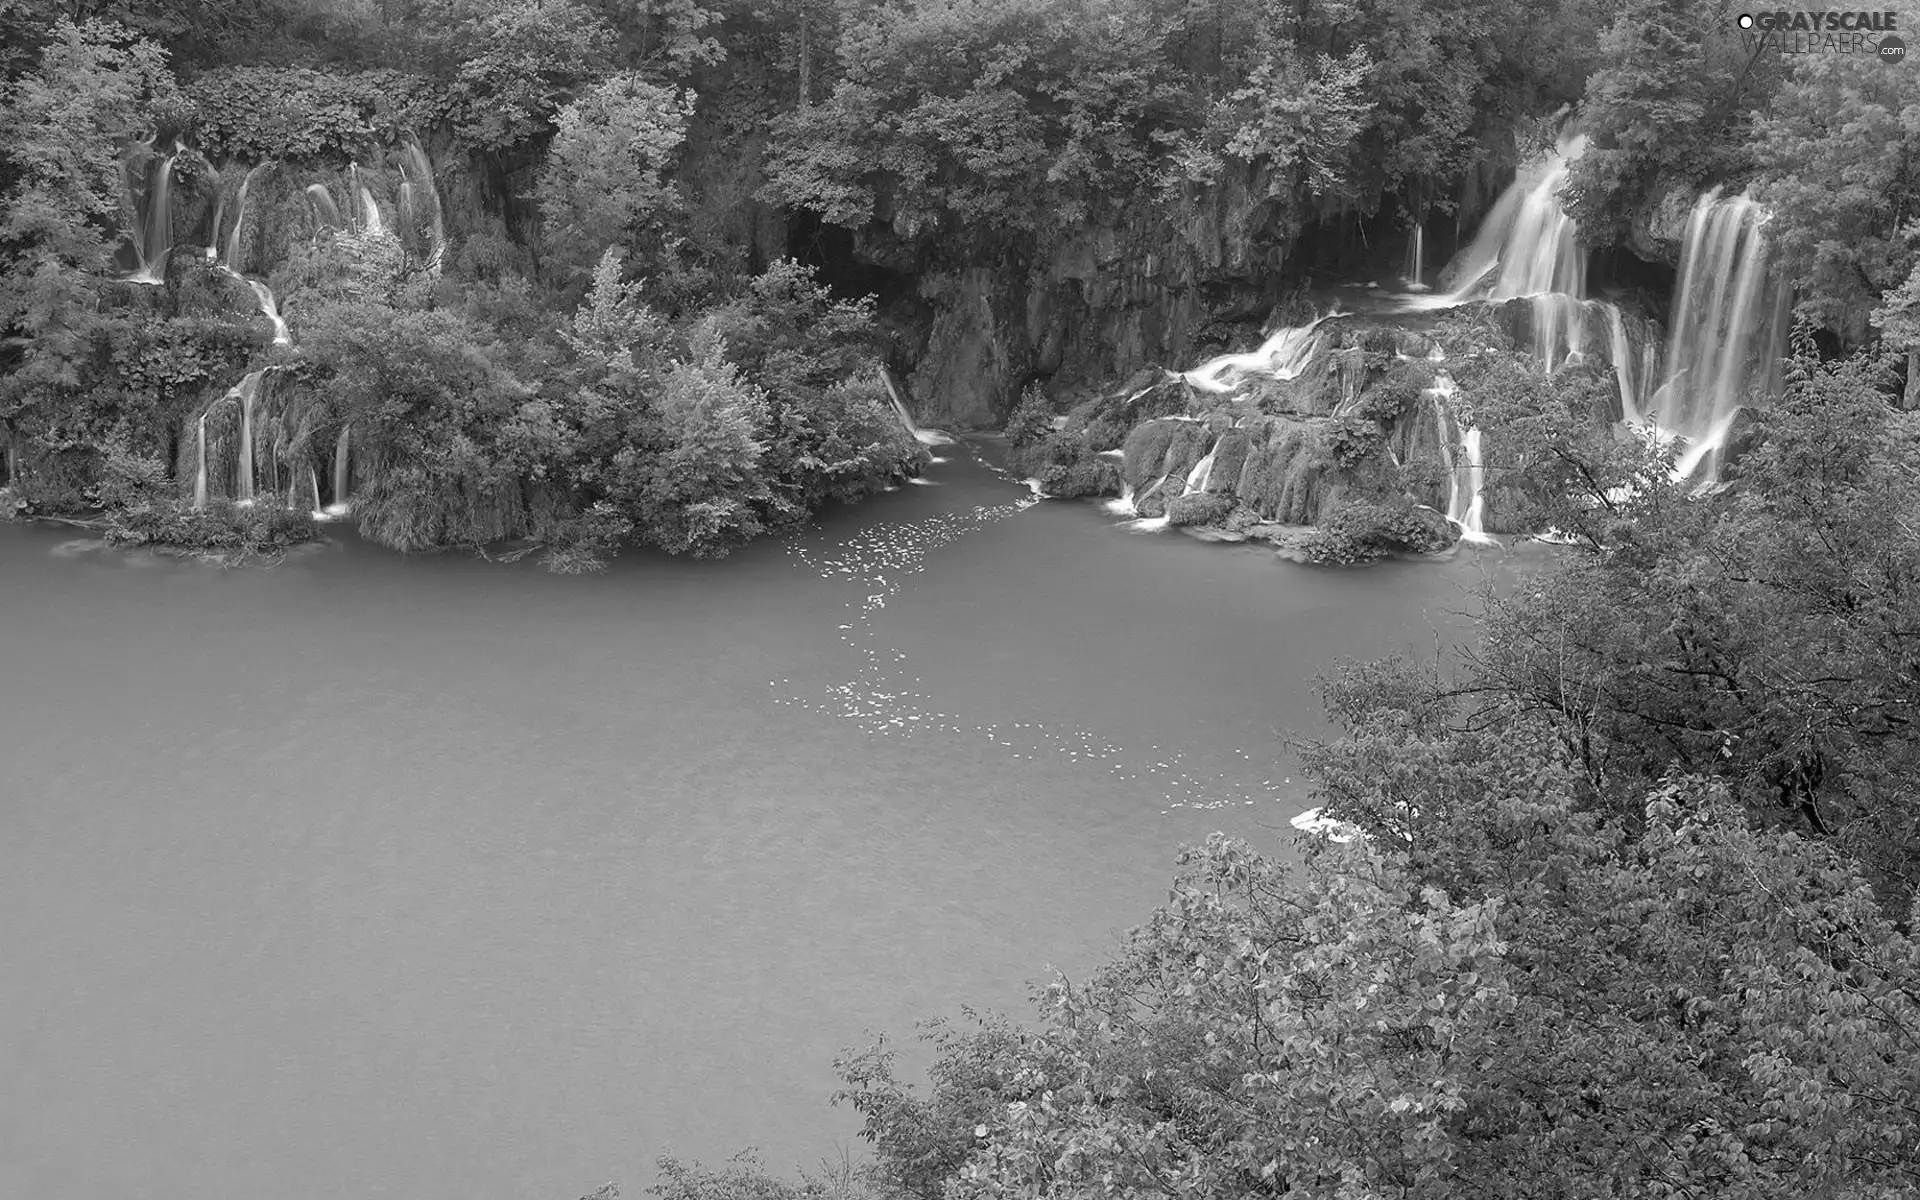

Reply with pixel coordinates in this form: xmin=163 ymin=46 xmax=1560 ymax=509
xmin=1628 ymin=176 xmax=1698 ymax=268
xmin=900 ymin=162 xmax=1300 ymax=429
xmin=1009 ymin=318 xmax=1466 ymax=562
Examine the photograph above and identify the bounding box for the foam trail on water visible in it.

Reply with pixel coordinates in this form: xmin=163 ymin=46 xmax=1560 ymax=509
xmin=772 ymin=446 xmax=1303 ymax=817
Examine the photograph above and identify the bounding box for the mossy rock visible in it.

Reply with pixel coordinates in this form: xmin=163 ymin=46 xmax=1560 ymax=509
xmin=1038 ymin=458 xmax=1121 ymax=499
xmin=1167 ymin=492 xmax=1233 ymax=527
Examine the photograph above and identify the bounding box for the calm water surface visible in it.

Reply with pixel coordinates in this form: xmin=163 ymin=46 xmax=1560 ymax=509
xmin=0 ymin=445 xmax=1543 ymax=1200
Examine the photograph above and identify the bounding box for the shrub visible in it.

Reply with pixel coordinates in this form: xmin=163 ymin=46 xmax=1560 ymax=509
xmin=104 ymin=496 xmax=320 ymax=558
xmin=1003 ymin=384 xmax=1055 ymax=448
xmin=1298 ymin=499 xmax=1455 ymax=564
xmin=1166 ymin=492 xmax=1233 ymax=526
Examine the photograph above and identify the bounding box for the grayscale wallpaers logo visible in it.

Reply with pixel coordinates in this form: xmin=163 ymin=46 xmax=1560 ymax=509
xmin=1734 ymin=10 xmax=1905 ymax=60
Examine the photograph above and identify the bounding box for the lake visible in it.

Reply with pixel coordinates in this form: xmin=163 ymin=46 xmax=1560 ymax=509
xmin=0 ymin=442 xmax=1541 ymax=1200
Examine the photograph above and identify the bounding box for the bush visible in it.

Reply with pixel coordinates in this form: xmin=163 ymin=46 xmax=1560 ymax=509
xmin=1003 ymin=384 xmax=1055 ymax=448
xmin=104 ymin=497 xmax=320 ymax=558
xmin=1166 ymin=492 xmax=1233 ymax=526
xmin=1297 ymin=499 xmax=1455 ymax=564
xmin=1037 ymin=457 xmax=1120 ymax=499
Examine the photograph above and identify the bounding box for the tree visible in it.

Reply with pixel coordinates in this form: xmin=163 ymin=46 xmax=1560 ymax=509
xmin=0 ymin=18 xmax=182 ymax=433
xmin=535 ymin=72 xmax=695 ymax=278
xmin=1755 ymin=46 xmax=1920 ymax=345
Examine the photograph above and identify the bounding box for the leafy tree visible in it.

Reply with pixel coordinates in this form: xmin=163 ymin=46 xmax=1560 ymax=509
xmin=535 ymin=72 xmax=696 ymax=278
xmin=842 ymin=766 xmax=1920 ymax=1199
xmin=0 ymin=18 xmax=182 ymax=447
xmin=1470 ymin=347 xmax=1920 ymax=906
xmin=1754 ymin=47 xmax=1920 ymax=344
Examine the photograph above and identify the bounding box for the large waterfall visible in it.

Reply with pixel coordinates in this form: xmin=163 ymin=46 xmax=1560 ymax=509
xmin=1644 ymin=191 xmax=1789 ymax=478
xmin=1433 ymin=131 xmax=1593 ymax=371
xmin=1406 ymin=125 xmax=1786 ymax=488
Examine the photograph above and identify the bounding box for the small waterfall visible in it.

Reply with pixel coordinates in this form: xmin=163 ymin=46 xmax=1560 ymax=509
xmin=359 ymin=187 xmax=385 ymax=236
xmin=1404 ymin=222 xmax=1427 ymax=290
xmin=1100 ymin=481 xmax=1137 ymax=517
xmin=1428 ymin=374 xmax=1495 ymax=545
xmin=1182 ymin=316 xmax=1331 ymax=394
xmin=224 ymin=163 xmax=268 ymax=273
xmin=206 ymin=190 xmax=226 ymax=261
xmin=879 ymin=369 xmax=953 ymax=446
xmin=330 ymin=425 xmax=351 ymax=513
xmin=235 ymin=372 xmax=261 ymax=503
xmin=1182 ymin=436 xmax=1221 ymax=495
xmin=193 ymin=414 xmax=208 ymax=509
xmin=1646 ymin=190 xmax=1787 ymax=479
xmin=306 ymin=183 xmax=342 ymax=229
xmin=126 ymin=142 xmax=179 ymax=283
xmin=400 ymin=134 xmax=446 ymax=268
xmin=1605 ymin=304 xmax=1644 ymax=424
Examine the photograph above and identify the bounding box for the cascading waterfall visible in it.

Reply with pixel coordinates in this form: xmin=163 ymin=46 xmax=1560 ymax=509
xmin=1404 ymin=222 xmax=1427 ymax=291
xmin=1426 ymin=372 xmax=1495 ymax=545
xmin=1645 ymin=190 xmax=1788 ymax=479
xmin=1182 ymin=315 xmax=1332 ymax=394
xmin=1428 ymin=131 xmax=1592 ymax=370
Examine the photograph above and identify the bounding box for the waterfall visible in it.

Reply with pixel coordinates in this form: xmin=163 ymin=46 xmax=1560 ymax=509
xmin=400 ymin=134 xmax=446 ymax=268
xmin=193 ymin=414 xmax=208 ymax=509
xmin=1427 ymin=374 xmax=1495 ymax=545
xmin=247 ymin=279 xmax=290 ymax=346
xmin=330 ymin=425 xmax=351 ymax=513
xmin=1605 ymin=305 xmax=1644 ymax=424
xmin=126 ymin=142 xmax=178 ymax=283
xmin=1182 ymin=437 xmax=1221 ymax=495
xmin=1404 ymin=222 xmax=1427 ymax=291
xmin=879 ymin=369 xmax=954 ymax=446
xmin=359 ymin=187 xmax=385 ymax=236
xmin=206 ymin=191 xmax=226 ymax=262
xmin=1442 ymin=132 xmax=1587 ymax=304
xmin=1183 ymin=315 xmax=1331 ymax=394
xmin=235 ymin=372 xmax=262 ymax=503
xmin=306 ymin=183 xmax=342 ymax=229
xmin=1645 ymin=190 xmax=1787 ymax=480
xmin=1100 ymin=481 xmax=1137 ymax=517
xmin=224 ymin=163 xmax=268 ymax=273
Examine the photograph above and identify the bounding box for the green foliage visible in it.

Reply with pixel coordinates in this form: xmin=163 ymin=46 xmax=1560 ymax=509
xmin=187 ymin=67 xmax=449 ymax=161
xmin=1565 ymin=0 xmax=1781 ymax=243
xmin=1754 ymin=50 xmax=1920 ymax=343
xmin=536 ymin=72 xmax=695 ymax=276
xmin=438 ymin=0 xmax=616 ymax=150
xmin=1322 ymin=413 xmax=1385 ymax=470
xmin=1001 ymin=383 xmax=1053 ymax=449
xmin=104 ymin=495 xmax=320 ymax=557
xmin=0 ymin=18 xmax=183 ymax=420
xmin=1297 ymin=497 xmax=1455 ymax=563
xmin=1472 ymin=347 xmax=1920 ymax=905
xmin=1354 ymin=357 xmax=1434 ymax=425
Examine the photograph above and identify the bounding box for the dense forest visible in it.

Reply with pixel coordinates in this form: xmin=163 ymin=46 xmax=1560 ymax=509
xmin=4 ymin=1 xmax=1919 ymax=1197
